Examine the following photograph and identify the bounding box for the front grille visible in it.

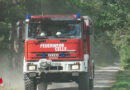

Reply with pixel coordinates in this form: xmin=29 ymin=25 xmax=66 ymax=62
xmin=45 ymin=66 xmax=63 ymax=70
xmin=32 ymin=52 xmax=67 ymax=53
xmin=36 ymin=53 xmax=70 ymax=57
xmin=31 ymin=57 xmax=43 ymax=59
xmin=31 ymin=57 xmax=76 ymax=59
xmin=31 ymin=52 xmax=76 ymax=59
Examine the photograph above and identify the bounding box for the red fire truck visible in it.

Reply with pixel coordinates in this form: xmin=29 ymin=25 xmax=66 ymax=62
xmin=23 ymin=14 xmax=95 ymax=90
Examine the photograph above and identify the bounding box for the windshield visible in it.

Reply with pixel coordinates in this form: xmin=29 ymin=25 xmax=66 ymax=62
xmin=27 ymin=20 xmax=82 ymax=39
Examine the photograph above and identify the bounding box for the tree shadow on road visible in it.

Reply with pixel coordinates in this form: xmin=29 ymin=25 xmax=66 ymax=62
xmin=48 ymin=87 xmax=110 ymax=90
xmin=94 ymin=87 xmax=110 ymax=90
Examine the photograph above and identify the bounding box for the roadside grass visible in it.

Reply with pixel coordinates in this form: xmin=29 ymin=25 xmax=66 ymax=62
xmin=111 ymin=70 xmax=130 ymax=90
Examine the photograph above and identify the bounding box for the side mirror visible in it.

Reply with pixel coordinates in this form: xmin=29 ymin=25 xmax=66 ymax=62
xmin=87 ymin=26 xmax=92 ymax=35
xmin=83 ymin=35 xmax=87 ymax=41
xmin=22 ymin=40 xmax=25 ymax=43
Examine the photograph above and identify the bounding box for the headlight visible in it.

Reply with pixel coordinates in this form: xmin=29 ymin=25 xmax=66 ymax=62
xmin=28 ymin=65 xmax=37 ymax=71
xmin=71 ymin=64 xmax=80 ymax=70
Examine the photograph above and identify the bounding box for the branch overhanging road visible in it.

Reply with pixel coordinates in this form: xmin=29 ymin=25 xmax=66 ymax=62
xmin=47 ymin=65 xmax=120 ymax=90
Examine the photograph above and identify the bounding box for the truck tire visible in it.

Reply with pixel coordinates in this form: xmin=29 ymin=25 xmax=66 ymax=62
xmin=37 ymin=79 xmax=47 ymax=90
xmin=78 ymin=72 xmax=89 ymax=90
xmin=24 ymin=74 xmax=36 ymax=90
xmin=89 ymin=62 xmax=95 ymax=89
xmin=89 ymin=79 xmax=94 ymax=90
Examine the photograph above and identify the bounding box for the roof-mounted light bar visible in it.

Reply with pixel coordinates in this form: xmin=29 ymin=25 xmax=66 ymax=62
xmin=26 ymin=14 xmax=31 ymax=19
xmin=76 ymin=14 xmax=81 ymax=18
xmin=26 ymin=14 xmax=81 ymax=19
xmin=73 ymin=14 xmax=81 ymax=18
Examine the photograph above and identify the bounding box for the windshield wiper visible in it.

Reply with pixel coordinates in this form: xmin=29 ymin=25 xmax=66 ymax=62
xmin=36 ymin=36 xmax=47 ymax=39
xmin=57 ymin=35 xmax=71 ymax=38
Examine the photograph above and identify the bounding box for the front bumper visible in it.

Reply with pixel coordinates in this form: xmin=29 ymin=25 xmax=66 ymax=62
xmin=23 ymin=59 xmax=88 ymax=73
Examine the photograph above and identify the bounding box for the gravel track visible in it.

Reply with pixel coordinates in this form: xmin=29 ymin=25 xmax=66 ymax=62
xmin=47 ymin=65 xmax=120 ymax=90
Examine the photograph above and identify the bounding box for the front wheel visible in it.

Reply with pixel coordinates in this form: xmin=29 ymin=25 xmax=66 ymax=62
xmin=78 ymin=72 xmax=89 ymax=90
xmin=24 ymin=74 xmax=36 ymax=90
xmin=89 ymin=78 xmax=94 ymax=90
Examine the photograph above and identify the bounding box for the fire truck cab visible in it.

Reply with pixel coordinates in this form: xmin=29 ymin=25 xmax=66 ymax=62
xmin=23 ymin=14 xmax=94 ymax=90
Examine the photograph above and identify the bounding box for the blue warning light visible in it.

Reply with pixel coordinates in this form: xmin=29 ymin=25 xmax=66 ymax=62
xmin=61 ymin=53 xmax=65 ymax=57
xmin=42 ymin=54 xmax=46 ymax=58
xmin=76 ymin=14 xmax=81 ymax=18
xmin=26 ymin=14 xmax=31 ymax=19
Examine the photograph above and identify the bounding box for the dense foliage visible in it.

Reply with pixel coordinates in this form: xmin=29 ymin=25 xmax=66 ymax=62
xmin=0 ymin=0 xmax=129 ymax=69
xmin=71 ymin=0 xmax=130 ymax=69
xmin=111 ymin=70 xmax=130 ymax=90
xmin=99 ymin=0 xmax=130 ymax=69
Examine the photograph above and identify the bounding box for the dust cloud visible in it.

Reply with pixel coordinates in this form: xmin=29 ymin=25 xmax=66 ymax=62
xmin=94 ymin=35 xmax=120 ymax=67
xmin=0 ymin=52 xmax=24 ymax=90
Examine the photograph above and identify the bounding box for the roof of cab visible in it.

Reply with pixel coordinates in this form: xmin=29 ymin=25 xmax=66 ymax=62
xmin=30 ymin=15 xmax=77 ymax=19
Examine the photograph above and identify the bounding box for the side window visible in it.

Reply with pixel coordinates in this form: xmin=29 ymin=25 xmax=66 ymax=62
xmin=87 ymin=25 xmax=92 ymax=35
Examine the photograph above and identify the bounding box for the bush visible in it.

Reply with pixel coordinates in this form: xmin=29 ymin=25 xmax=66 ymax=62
xmin=112 ymin=29 xmax=130 ymax=69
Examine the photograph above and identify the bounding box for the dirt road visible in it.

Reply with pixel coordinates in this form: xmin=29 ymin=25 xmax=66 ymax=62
xmin=47 ymin=65 xmax=120 ymax=90
xmin=0 ymin=64 xmax=119 ymax=90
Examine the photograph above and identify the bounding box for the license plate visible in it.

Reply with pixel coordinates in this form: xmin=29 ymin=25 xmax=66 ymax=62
xmin=48 ymin=54 xmax=59 ymax=57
